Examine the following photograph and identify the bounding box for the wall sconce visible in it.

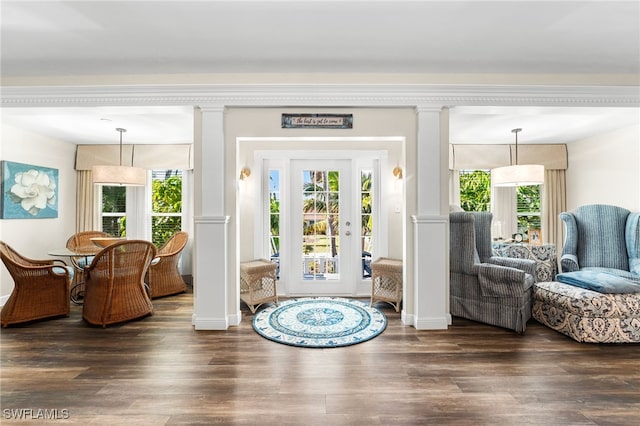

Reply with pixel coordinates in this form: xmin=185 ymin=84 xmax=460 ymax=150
xmin=239 ymin=167 xmax=251 ymax=180
xmin=392 ymin=166 xmax=403 ymax=180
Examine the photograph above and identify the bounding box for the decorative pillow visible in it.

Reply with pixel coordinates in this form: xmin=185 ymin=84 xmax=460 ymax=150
xmin=627 ymin=212 xmax=640 ymax=275
xmin=556 ymin=270 xmax=640 ymax=294
xmin=52 ymin=266 xmax=75 ymax=281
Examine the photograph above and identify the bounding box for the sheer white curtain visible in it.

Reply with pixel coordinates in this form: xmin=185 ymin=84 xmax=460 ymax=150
xmin=490 ymin=186 xmax=517 ymax=240
xmin=449 ymin=169 xmax=461 ymax=208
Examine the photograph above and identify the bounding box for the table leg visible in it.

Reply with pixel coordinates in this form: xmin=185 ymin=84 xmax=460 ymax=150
xmin=70 ymin=282 xmax=85 ymax=305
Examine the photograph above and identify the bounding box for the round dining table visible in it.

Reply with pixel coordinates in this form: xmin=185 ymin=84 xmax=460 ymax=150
xmin=48 ymin=246 xmax=100 ymax=305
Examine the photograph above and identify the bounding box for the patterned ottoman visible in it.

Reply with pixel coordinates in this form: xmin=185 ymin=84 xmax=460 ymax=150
xmin=533 ymin=281 xmax=640 ymax=343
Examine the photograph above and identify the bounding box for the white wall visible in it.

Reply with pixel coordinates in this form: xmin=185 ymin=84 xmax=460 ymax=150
xmin=566 ymin=124 xmax=640 ymax=211
xmin=225 ymin=107 xmax=416 ymax=300
xmin=0 ymin=123 xmax=77 ymax=298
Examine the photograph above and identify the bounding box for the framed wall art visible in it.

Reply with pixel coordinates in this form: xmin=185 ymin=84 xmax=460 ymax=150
xmin=1 ymin=160 xmax=59 ymax=219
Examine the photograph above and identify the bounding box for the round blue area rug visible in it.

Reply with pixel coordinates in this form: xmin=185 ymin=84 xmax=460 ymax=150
xmin=252 ymin=297 xmax=387 ymax=348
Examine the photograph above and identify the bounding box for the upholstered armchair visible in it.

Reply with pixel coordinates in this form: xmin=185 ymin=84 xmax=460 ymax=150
xmin=560 ymin=204 xmax=640 ymax=279
xmin=450 ymin=212 xmax=537 ymax=333
xmin=0 ymin=241 xmax=71 ymax=327
xmin=82 ymin=240 xmax=157 ymax=327
xmin=146 ymin=231 xmax=188 ymax=298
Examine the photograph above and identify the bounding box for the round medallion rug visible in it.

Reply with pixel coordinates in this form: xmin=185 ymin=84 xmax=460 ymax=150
xmin=252 ymin=297 xmax=387 ymax=348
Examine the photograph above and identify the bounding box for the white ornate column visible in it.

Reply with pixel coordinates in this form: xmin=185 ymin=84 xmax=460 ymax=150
xmin=411 ymin=106 xmax=450 ymax=329
xmin=192 ymin=106 xmax=232 ymax=329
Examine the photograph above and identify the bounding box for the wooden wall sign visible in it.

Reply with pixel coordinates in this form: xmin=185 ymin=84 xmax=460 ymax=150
xmin=282 ymin=113 xmax=353 ymax=129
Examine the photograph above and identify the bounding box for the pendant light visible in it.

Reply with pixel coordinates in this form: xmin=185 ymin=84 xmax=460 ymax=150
xmin=92 ymin=128 xmax=146 ymax=186
xmin=491 ymin=128 xmax=544 ymax=187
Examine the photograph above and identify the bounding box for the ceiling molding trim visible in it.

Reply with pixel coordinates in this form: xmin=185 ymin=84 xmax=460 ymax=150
xmin=1 ymin=84 xmax=639 ymax=108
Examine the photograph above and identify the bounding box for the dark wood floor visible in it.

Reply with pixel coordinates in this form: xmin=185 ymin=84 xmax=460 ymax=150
xmin=2 ymin=287 xmax=639 ymax=426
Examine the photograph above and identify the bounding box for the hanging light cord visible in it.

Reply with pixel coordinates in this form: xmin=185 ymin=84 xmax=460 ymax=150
xmin=116 ymin=127 xmax=126 ymax=167
xmin=512 ymin=128 xmax=522 ymax=166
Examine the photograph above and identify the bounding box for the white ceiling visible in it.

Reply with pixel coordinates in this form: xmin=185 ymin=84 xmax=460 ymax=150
xmin=1 ymin=1 xmax=639 ymax=145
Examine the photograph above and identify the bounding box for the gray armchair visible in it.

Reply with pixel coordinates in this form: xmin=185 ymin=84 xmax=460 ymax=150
xmin=450 ymin=212 xmax=537 ymax=333
xmin=560 ymin=204 xmax=640 ymax=279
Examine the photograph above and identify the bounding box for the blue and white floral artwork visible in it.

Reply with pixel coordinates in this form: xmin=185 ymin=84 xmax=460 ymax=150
xmin=1 ymin=161 xmax=59 ymax=219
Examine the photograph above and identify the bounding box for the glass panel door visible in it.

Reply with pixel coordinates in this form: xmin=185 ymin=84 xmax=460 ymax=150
xmin=289 ymin=159 xmax=354 ymax=294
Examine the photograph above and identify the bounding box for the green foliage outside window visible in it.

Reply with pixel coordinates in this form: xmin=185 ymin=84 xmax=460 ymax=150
xmin=102 ymin=186 xmax=126 ymax=213
xmin=459 ymin=169 xmax=541 ymax=237
xmin=101 ymin=173 xmax=183 ymax=245
xmin=517 ymin=185 xmax=541 ymax=235
xmin=459 ymin=170 xmax=491 ymax=212
xmin=101 ymin=186 xmax=126 ymax=237
xmin=151 ymin=174 xmax=182 ymax=246
xmin=270 ymin=194 xmax=280 ymax=254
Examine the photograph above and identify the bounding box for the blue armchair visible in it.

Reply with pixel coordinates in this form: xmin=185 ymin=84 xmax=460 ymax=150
xmin=560 ymin=204 xmax=640 ymax=280
xmin=450 ymin=212 xmax=537 ymax=333
xmin=533 ymin=205 xmax=640 ymax=342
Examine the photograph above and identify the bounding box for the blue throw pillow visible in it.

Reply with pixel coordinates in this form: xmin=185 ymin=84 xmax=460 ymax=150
xmin=627 ymin=212 xmax=640 ymax=275
xmin=556 ymin=270 xmax=640 ymax=294
xmin=52 ymin=266 xmax=75 ymax=281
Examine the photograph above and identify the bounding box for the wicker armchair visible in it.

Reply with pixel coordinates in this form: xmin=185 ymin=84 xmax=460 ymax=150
xmin=0 ymin=241 xmax=71 ymax=327
xmin=82 ymin=240 xmax=157 ymax=327
xmin=147 ymin=231 xmax=188 ymax=299
xmin=66 ymin=231 xmax=111 ymax=283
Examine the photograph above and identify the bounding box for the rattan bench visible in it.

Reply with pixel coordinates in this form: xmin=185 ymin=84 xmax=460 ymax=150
xmin=240 ymin=259 xmax=278 ymax=313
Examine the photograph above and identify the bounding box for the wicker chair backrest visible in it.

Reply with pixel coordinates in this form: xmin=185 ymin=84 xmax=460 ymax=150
xmin=66 ymin=230 xmax=112 ymax=251
xmin=158 ymin=231 xmax=188 ymax=257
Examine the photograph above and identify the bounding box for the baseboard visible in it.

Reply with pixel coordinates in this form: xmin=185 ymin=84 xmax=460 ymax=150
xmin=413 ymin=315 xmax=449 ymax=330
xmin=192 ymin=314 xmax=230 ymax=330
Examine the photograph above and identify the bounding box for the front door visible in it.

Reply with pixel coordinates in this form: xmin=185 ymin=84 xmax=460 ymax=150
xmin=288 ymin=159 xmax=355 ymax=295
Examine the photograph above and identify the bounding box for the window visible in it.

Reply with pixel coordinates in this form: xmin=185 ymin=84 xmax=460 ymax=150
xmin=361 ymin=169 xmax=373 ymax=278
xmin=269 ymin=169 xmax=281 ymax=263
xmin=99 ymin=170 xmax=184 ymax=245
xmin=458 ymin=169 xmax=542 ymax=238
xmin=100 ymin=186 xmax=126 ymax=237
xmin=459 ymin=170 xmax=491 ymax=212
xmin=151 ymin=170 xmax=183 ymax=247
xmin=517 ymin=185 xmax=541 ymax=237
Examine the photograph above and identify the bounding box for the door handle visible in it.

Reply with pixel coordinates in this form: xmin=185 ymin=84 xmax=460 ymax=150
xmin=345 ymin=231 xmax=351 ymax=236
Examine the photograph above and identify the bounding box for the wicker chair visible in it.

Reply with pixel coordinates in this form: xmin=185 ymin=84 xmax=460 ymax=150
xmin=146 ymin=231 xmax=188 ymax=299
xmin=66 ymin=231 xmax=111 ymax=282
xmin=82 ymin=240 xmax=157 ymax=327
xmin=0 ymin=241 xmax=71 ymax=327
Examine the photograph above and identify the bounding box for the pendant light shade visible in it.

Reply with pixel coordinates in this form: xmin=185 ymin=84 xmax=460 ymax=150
xmin=92 ymin=164 xmax=147 ymax=186
xmin=92 ymin=128 xmax=146 ymax=186
xmin=491 ymin=128 xmax=544 ymax=187
xmin=491 ymin=164 xmax=545 ymax=187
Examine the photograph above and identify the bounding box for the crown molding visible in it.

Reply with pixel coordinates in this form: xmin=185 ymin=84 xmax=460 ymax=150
xmin=1 ymin=83 xmax=638 ymax=108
